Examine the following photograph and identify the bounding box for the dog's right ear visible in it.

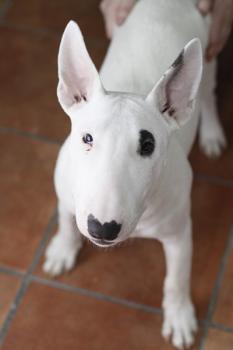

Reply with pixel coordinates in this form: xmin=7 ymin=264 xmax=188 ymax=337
xmin=146 ymin=38 xmax=203 ymax=129
xmin=57 ymin=21 xmax=104 ymax=114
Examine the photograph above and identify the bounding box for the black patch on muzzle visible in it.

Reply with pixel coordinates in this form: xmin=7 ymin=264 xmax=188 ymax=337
xmin=87 ymin=214 xmax=121 ymax=241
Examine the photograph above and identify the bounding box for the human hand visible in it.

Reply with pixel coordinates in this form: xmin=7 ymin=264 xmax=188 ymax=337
xmin=197 ymin=0 xmax=233 ymax=61
xmin=100 ymin=0 xmax=136 ymax=39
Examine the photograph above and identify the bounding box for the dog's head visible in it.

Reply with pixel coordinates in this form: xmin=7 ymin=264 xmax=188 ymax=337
xmin=57 ymin=21 xmax=202 ymax=247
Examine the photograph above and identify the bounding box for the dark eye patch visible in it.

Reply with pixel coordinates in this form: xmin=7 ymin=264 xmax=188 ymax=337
xmin=138 ymin=130 xmax=155 ymax=157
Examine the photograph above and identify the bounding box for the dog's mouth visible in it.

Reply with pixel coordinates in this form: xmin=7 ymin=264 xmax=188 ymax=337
xmin=91 ymin=238 xmax=117 ymax=247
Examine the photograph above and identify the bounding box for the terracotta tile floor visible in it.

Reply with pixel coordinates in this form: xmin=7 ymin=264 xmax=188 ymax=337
xmin=0 ymin=0 xmax=233 ymax=349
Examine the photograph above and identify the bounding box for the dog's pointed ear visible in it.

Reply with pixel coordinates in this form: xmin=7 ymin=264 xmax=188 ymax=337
xmin=57 ymin=21 xmax=104 ymax=114
xmin=146 ymin=38 xmax=203 ymax=129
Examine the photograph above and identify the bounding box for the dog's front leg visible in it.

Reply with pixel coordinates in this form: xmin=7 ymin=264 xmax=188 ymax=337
xmin=43 ymin=202 xmax=83 ymax=276
xmin=161 ymin=216 xmax=197 ymax=349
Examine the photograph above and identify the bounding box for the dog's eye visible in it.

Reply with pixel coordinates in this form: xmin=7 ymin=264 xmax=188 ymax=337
xmin=82 ymin=133 xmax=93 ymax=145
xmin=138 ymin=130 xmax=155 ymax=157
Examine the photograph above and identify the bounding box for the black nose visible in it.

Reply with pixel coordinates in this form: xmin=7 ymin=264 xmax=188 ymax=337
xmin=87 ymin=214 xmax=121 ymax=241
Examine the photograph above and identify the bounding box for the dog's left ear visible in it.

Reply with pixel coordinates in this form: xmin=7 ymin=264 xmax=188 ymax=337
xmin=57 ymin=21 xmax=104 ymax=115
xmin=146 ymin=38 xmax=203 ymax=128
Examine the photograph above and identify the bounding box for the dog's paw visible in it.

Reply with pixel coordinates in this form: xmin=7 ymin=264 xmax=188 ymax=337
xmin=162 ymin=300 xmax=198 ymax=349
xmin=199 ymin=123 xmax=227 ymax=158
xmin=43 ymin=232 xmax=82 ymax=277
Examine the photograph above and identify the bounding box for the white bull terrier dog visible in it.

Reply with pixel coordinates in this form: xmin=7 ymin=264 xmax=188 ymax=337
xmin=43 ymin=0 xmax=226 ymax=348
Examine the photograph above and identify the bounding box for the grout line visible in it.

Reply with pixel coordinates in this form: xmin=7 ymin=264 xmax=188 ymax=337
xmin=15 ymin=276 xmax=209 ymax=327
xmin=0 ymin=265 xmax=25 ymax=278
xmin=0 ymin=0 xmax=12 ymax=20
xmin=198 ymin=226 xmax=233 ymax=350
xmin=28 ymin=211 xmax=57 ymax=274
xmin=0 ymin=210 xmax=57 ymax=345
xmin=209 ymin=322 xmax=233 ymax=334
xmin=29 ymin=274 xmax=163 ymax=316
xmin=0 ymin=278 xmax=30 ymax=345
xmin=194 ymin=172 xmax=233 ymax=188
xmin=0 ymin=126 xmax=62 ymax=145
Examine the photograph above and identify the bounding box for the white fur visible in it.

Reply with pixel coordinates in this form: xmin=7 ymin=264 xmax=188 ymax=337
xmin=43 ymin=0 xmax=226 ymax=348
